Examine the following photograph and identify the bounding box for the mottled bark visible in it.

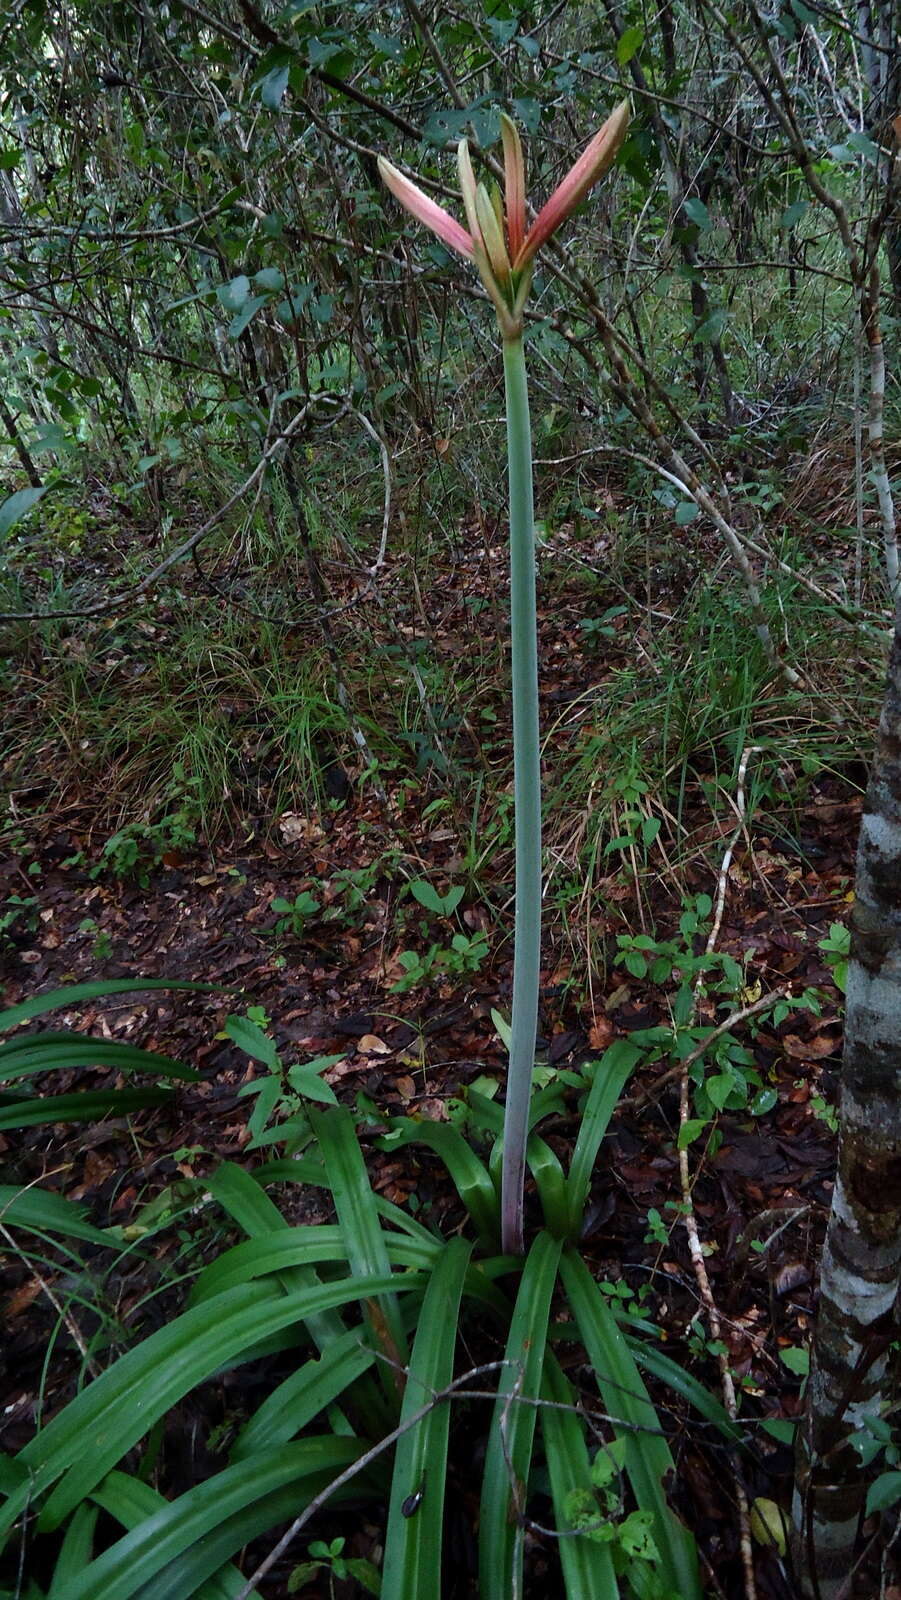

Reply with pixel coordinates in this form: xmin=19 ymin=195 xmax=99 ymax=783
xmin=795 ymin=624 xmax=901 ymax=1596
xmin=862 ymin=263 xmax=899 ymax=597
xmin=860 ymin=3 xmax=901 ymax=314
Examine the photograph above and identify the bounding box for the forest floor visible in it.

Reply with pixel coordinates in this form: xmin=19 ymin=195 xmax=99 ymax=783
xmin=0 ymin=483 xmax=886 ymax=1596
xmin=0 ymin=761 xmax=864 ymax=1596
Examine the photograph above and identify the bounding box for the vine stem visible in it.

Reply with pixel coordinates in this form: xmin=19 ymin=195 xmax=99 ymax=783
xmin=500 ymin=333 xmax=541 ymax=1257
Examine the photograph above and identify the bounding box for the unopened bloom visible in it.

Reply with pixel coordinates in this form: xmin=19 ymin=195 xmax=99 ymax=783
xmin=378 ymin=101 xmax=629 ymax=339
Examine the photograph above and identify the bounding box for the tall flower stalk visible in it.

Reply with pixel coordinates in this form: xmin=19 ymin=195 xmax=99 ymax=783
xmin=379 ymin=102 xmax=629 ymax=1252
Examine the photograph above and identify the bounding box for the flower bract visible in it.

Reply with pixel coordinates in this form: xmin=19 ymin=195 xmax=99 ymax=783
xmin=377 ymin=100 xmax=630 ymax=338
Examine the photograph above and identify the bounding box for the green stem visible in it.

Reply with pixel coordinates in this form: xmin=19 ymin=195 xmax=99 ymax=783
xmin=500 ymin=333 xmax=540 ymax=1256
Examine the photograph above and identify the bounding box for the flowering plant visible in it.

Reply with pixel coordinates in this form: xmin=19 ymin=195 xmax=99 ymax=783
xmin=379 ymin=102 xmax=628 ymax=339
xmin=379 ymin=103 xmax=629 ymax=1252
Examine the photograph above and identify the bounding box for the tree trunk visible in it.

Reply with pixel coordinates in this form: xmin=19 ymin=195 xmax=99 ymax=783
xmin=0 ymin=391 xmax=41 ymax=487
xmin=794 ymin=619 xmax=901 ymax=1596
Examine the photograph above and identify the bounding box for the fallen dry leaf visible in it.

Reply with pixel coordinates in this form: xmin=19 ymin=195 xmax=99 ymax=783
xmin=68 ymin=1148 xmax=117 ymax=1199
xmin=782 ymin=1032 xmax=841 ymax=1061
xmin=324 ymin=1057 xmax=355 ymax=1081
xmin=416 ymin=1097 xmax=448 ymax=1122
xmin=605 ymin=985 xmax=631 ymax=1013
xmin=358 ymin=1034 xmax=390 ymax=1055
xmin=773 ymin=1261 xmax=810 ymax=1296
xmin=278 ymin=812 xmax=323 ymax=845
xmin=5 ymin=1278 xmax=42 ymax=1318
xmin=588 ymin=1016 xmax=614 ymax=1051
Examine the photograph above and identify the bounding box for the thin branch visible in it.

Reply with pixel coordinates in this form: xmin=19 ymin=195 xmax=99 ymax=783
xmin=352 ymin=408 xmax=393 ymax=570
xmin=233 ymin=1347 xmax=681 ymax=1600
xmin=401 ymin=0 xmax=467 ymax=110
xmin=0 ymin=400 xmax=345 ymax=623
xmin=678 ymin=744 xmax=762 ymax=1600
xmin=624 ymin=988 xmax=791 ymax=1110
xmin=0 ymin=190 xmax=247 ymax=243
xmin=232 ymin=1361 xmax=510 ymax=1600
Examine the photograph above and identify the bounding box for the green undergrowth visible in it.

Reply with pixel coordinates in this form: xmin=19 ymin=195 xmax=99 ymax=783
xmin=543 ymin=542 xmax=875 ymax=946
xmin=0 ymin=944 xmax=843 ymax=1595
xmin=1 ymin=448 xmax=879 ymax=979
xmin=0 ymin=981 xmax=737 ymax=1599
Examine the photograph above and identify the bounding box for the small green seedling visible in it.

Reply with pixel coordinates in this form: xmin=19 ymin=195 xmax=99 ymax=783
xmin=0 ymin=895 xmax=38 ymax=946
xmin=818 ymin=921 xmax=850 ymax=993
xmin=391 ymin=930 xmax=490 ymax=993
xmin=579 ymin=605 xmax=628 ymax=644
xmin=564 ymin=1436 xmax=664 ymax=1589
xmin=288 ymin=1537 xmax=381 ymax=1596
xmin=271 ymin=890 xmax=320 ymax=938
xmin=408 ymin=878 xmax=465 ymax=916
xmin=93 ymin=808 xmax=197 ymax=886
xmin=225 ymin=1011 xmax=339 ymax=1150
xmin=79 ymin=918 xmax=113 ymax=960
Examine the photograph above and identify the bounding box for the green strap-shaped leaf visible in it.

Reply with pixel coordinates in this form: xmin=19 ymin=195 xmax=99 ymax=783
xmin=0 ymin=1036 xmax=199 ymax=1082
xmin=467 ymin=1082 xmax=568 ymax=1135
xmin=592 ymin=1294 xmax=742 ymax=1440
xmin=204 ymin=1158 xmax=384 ymax=1433
xmin=460 ymin=1262 xmax=515 ymax=1317
xmin=191 ymin=1226 xmax=439 ymax=1303
xmin=0 ymin=1186 xmax=112 ymax=1246
xmin=230 ymin=1328 xmax=376 ymax=1461
xmin=2 ymin=1273 xmax=422 ymax=1539
xmin=383 ymin=1119 xmax=500 ymax=1246
xmin=478 ymin=1232 xmax=563 ymax=1600
xmin=382 ymin=1237 xmax=472 ymax=1600
xmin=250 ymin=1153 xmax=331 ymax=1187
xmin=525 ymin=1132 xmax=569 ymax=1238
xmin=0 ymin=1087 xmax=173 ymax=1131
xmin=47 ymin=1503 xmax=99 ymax=1598
xmin=68 ymin=1440 xmax=366 ymax=1600
xmin=540 ymin=1353 xmax=619 ymax=1597
xmin=626 ymin=1338 xmax=742 ymax=1446
xmin=312 ymin=1107 xmax=408 ymax=1380
xmin=0 ymin=486 xmax=47 ymax=539
xmin=87 ymin=1470 xmax=256 ymax=1599
xmin=0 ymin=1029 xmax=59 ymax=1054
xmin=528 ymin=1081 xmax=570 ymax=1127
xmin=257 ymin=1155 xmax=439 ymax=1244
xmin=566 ymin=1041 xmax=642 ymax=1233
xmin=206 ymin=1161 xmax=391 ymax=1435
xmin=483 ymin=1121 xmax=570 ymax=1237
xmin=207 ymin=1160 xmax=346 ymax=1352
xmin=560 ymin=1251 xmax=702 ymax=1599
xmin=195 ymin=1205 xmax=505 ymax=1319
xmin=206 ymin=1160 xmax=292 ymax=1238
xmin=0 ymin=980 xmax=214 ymax=1032
xmin=462 ymin=1086 xmax=504 ymax=1133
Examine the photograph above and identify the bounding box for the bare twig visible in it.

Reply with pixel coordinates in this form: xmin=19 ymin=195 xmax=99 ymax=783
xmin=624 ymin=988 xmax=790 ymax=1110
xmin=352 ymin=407 xmax=393 ymax=570
xmin=232 ymin=1337 xmax=685 ymax=1600
xmin=0 ymin=399 xmax=344 ymax=623
xmin=677 ymin=745 xmax=762 ymax=1600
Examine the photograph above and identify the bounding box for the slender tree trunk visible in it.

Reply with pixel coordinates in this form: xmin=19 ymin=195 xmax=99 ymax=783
xmin=600 ymin=0 xmax=735 ymax=425
xmin=794 ymin=618 xmax=901 ymax=1596
xmin=887 ymin=217 xmax=901 ymax=319
xmin=0 ymin=392 xmax=41 ymax=487
xmin=861 ymin=259 xmax=899 ymax=599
